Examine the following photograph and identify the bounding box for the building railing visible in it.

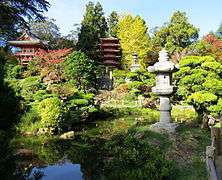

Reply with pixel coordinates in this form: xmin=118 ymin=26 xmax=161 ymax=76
xmin=15 ymin=52 xmax=35 ymax=56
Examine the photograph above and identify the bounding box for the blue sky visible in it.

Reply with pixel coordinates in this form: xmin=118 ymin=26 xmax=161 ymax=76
xmin=45 ymin=0 xmax=222 ymax=37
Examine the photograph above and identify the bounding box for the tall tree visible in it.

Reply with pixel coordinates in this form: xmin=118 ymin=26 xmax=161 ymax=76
xmin=77 ymin=1 xmax=108 ymax=61
xmin=216 ymin=23 xmax=222 ymax=39
xmin=108 ymin=11 xmax=119 ymax=37
xmin=151 ymin=11 xmax=199 ymax=55
xmin=117 ymin=15 xmax=150 ymax=69
xmin=0 ymin=0 xmax=49 ymax=41
xmin=29 ymin=18 xmax=61 ymax=49
xmin=63 ymin=51 xmax=97 ymax=91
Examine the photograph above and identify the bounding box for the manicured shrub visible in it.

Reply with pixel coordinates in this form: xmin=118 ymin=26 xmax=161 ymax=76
xmin=20 ymin=76 xmax=46 ymax=103
xmin=37 ymin=97 xmax=63 ymax=128
xmin=172 ymin=106 xmax=198 ymax=123
xmin=174 ymin=56 xmax=222 ymax=120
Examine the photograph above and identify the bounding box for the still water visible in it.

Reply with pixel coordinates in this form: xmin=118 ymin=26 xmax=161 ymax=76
xmin=28 ymin=161 xmax=83 ymax=180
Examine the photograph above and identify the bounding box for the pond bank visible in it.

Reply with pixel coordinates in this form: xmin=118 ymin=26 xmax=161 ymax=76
xmin=9 ymin=117 xmax=210 ymax=180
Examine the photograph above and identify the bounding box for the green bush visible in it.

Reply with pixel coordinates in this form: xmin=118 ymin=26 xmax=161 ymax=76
xmin=113 ymin=69 xmax=128 ymax=87
xmin=20 ymin=76 xmax=46 ymax=103
xmin=17 ymin=108 xmax=40 ymax=132
xmin=102 ymin=131 xmax=173 ymax=180
xmin=63 ymin=51 xmax=97 ymax=90
xmin=37 ymin=97 xmax=64 ymax=128
xmin=174 ymin=55 xmax=222 ymax=117
xmin=172 ymin=106 xmax=198 ymax=123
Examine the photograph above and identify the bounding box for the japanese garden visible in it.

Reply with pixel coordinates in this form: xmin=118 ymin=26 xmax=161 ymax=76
xmin=0 ymin=0 xmax=222 ymax=179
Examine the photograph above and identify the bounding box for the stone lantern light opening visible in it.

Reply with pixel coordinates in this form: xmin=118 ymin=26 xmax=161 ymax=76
xmin=148 ymin=49 xmax=179 ymax=133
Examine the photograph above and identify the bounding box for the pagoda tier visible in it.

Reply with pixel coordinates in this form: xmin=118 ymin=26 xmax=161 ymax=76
xmin=100 ymin=37 xmax=120 ymax=67
xmin=8 ymin=31 xmax=48 ymax=65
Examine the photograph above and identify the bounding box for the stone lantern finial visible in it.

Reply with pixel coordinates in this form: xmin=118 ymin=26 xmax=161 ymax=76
xmin=159 ymin=49 xmax=169 ymax=62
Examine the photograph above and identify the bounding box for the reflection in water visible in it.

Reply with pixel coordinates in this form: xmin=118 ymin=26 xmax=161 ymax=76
xmin=28 ymin=162 xmax=83 ymax=180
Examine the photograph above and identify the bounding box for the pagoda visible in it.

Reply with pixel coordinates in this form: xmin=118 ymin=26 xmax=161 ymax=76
xmin=8 ymin=31 xmax=48 ymax=65
xmin=100 ymin=37 xmax=120 ymax=90
xmin=100 ymin=37 xmax=120 ymax=67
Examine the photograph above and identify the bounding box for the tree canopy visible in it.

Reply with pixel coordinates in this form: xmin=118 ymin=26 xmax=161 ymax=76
xmin=63 ymin=51 xmax=97 ymax=91
xmin=0 ymin=0 xmax=49 ymax=40
xmin=108 ymin=11 xmax=119 ymax=37
xmin=151 ymin=11 xmax=199 ymax=55
xmin=117 ymin=15 xmax=150 ymax=69
xmin=174 ymin=56 xmax=222 ymax=117
xmin=29 ymin=18 xmax=61 ymax=49
xmin=77 ymin=1 xmax=108 ymax=61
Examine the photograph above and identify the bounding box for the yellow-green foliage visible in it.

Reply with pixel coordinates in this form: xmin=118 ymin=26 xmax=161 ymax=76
xmin=175 ymin=55 xmax=222 ymax=115
xmin=172 ymin=106 xmax=198 ymax=123
xmin=117 ymin=15 xmax=150 ymax=69
xmin=37 ymin=97 xmax=63 ymax=128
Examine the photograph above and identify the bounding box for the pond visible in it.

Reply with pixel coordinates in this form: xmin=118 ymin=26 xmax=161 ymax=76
xmin=2 ymin=120 xmax=209 ymax=180
xmin=28 ymin=160 xmax=82 ymax=180
xmin=10 ymin=122 xmax=174 ymax=180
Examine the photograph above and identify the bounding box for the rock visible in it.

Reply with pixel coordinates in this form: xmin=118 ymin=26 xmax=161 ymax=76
xmin=15 ymin=148 xmax=36 ymax=158
xmin=21 ymin=131 xmax=35 ymax=136
xmin=36 ymin=127 xmax=54 ymax=135
xmin=59 ymin=131 xmax=75 ymax=139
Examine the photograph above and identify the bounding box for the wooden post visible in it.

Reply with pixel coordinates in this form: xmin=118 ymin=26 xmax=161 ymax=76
xmin=211 ymin=127 xmax=221 ymax=157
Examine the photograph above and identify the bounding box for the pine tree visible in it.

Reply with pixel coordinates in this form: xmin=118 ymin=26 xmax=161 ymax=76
xmin=77 ymin=1 xmax=108 ymax=61
xmin=108 ymin=11 xmax=119 ymax=37
xmin=151 ymin=11 xmax=199 ymax=55
xmin=117 ymin=15 xmax=150 ymax=69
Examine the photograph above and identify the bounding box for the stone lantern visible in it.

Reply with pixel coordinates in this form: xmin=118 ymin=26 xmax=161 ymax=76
xmin=130 ymin=52 xmax=140 ymax=72
xmin=148 ymin=49 xmax=179 ymax=133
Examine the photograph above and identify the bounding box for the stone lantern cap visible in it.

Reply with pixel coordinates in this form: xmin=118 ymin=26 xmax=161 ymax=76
xmin=148 ymin=49 xmax=179 ymax=73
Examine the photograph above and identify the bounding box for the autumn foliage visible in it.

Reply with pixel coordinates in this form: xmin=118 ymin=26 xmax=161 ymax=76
xmin=203 ymin=34 xmax=222 ymax=49
xmin=202 ymin=34 xmax=222 ymax=61
xmin=34 ymin=48 xmax=72 ymax=64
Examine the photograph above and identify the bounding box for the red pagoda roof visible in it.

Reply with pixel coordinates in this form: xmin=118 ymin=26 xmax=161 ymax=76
xmin=8 ymin=31 xmax=48 ymax=47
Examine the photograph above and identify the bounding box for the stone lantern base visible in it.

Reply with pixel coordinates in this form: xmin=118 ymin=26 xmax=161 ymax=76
xmin=150 ymin=122 xmax=177 ymax=133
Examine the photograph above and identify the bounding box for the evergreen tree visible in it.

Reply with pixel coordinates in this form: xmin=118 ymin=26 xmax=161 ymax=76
xmin=29 ymin=18 xmax=61 ymax=49
xmin=152 ymin=11 xmax=199 ymax=55
xmin=77 ymin=1 xmax=108 ymax=61
xmin=117 ymin=15 xmax=150 ymax=69
xmin=216 ymin=23 xmax=222 ymax=39
xmin=108 ymin=11 xmax=119 ymax=37
xmin=0 ymin=0 xmax=49 ymax=41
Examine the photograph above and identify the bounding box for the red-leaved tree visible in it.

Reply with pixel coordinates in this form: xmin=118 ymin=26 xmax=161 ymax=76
xmin=34 ymin=48 xmax=72 ymax=64
xmin=202 ymin=34 xmax=222 ymax=61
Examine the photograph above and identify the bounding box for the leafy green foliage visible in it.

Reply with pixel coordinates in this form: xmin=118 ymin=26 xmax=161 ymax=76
xmin=101 ymin=131 xmax=173 ymax=180
xmin=175 ymin=55 xmax=222 ymax=116
xmin=64 ymin=91 xmax=97 ymax=126
xmin=20 ymin=76 xmax=46 ymax=103
xmin=152 ymin=11 xmax=199 ymax=55
xmin=0 ymin=0 xmax=49 ymax=40
xmin=172 ymin=106 xmax=198 ymax=123
xmin=29 ymin=18 xmax=60 ymax=49
xmin=63 ymin=51 xmax=97 ymax=91
xmin=117 ymin=15 xmax=150 ymax=68
xmin=37 ymin=97 xmax=63 ymax=128
xmin=108 ymin=11 xmax=119 ymax=37
xmin=77 ymin=1 xmax=108 ymax=60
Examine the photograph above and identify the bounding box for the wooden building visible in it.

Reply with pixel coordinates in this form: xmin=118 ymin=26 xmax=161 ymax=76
xmin=8 ymin=31 xmax=48 ymax=65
